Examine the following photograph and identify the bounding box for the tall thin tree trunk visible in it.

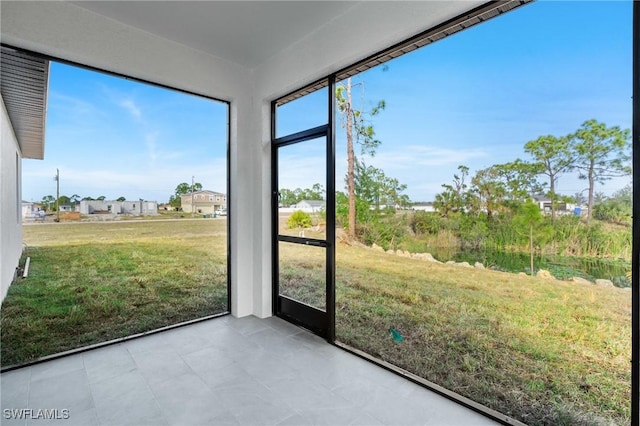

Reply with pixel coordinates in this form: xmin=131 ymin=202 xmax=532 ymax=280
xmin=587 ymin=160 xmax=595 ymax=222
xmin=549 ymin=175 xmax=556 ymax=221
xmin=346 ymin=78 xmax=356 ymax=240
xmin=530 ymin=223 xmax=534 ymax=276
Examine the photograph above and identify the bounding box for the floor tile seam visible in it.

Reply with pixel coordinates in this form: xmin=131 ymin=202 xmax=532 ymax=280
xmin=82 ymin=343 xmax=135 ymax=370
xmin=173 ymin=349 xmax=225 ymax=398
xmin=84 ymin=368 xmax=101 ymax=425
xmin=127 ymin=369 xmax=176 ymax=426
xmin=1 ymin=367 xmax=31 ymax=422
xmin=263 ymin=376 xmax=356 ymax=410
xmin=265 ymin=320 xmax=308 ymax=338
xmin=25 ymin=367 xmax=33 ymax=411
xmin=28 ymin=360 xmax=86 ymax=387
xmin=28 ymin=368 xmax=96 ymax=421
xmin=84 ymin=356 xmax=139 ymax=386
xmin=88 ymin=364 xmax=162 ymax=414
xmin=252 ymin=376 xmax=322 ymax=414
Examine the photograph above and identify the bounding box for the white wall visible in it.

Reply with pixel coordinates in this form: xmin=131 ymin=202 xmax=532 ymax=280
xmin=0 ymin=94 xmax=23 ymax=302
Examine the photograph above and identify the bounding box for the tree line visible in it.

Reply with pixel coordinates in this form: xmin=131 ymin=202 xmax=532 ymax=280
xmin=435 ymin=120 xmax=631 ymax=221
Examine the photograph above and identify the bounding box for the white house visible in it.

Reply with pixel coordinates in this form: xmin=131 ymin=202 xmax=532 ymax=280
xmin=413 ymin=203 xmax=437 ymax=213
xmin=292 ymin=200 xmax=325 ymax=213
xmin=79 ymin=199 xmax=158 ymax=216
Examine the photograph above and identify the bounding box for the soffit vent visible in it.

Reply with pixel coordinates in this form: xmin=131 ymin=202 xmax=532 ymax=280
xmin=1 ymin=46 xmax=49 ymax=160
xmin=276 ymin=0 xmax=532 ymax=106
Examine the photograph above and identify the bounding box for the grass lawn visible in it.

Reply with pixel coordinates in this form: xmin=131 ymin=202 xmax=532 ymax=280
xmin=3 ymin=218 xmax=631 ymax=424
xmin=332 ymin=244 xmax=631 ymax=426
xmin=1 ymin=219 xmax=228 ymax=366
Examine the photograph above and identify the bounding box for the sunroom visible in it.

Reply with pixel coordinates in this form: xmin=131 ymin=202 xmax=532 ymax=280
xmin=1 ymin=1 xmax=638 ymax=425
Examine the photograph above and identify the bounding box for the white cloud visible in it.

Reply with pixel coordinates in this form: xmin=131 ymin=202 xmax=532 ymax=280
xmin=371 ymin=145 xmax=488 ymax=169
xmin=120 ymin=98 xmax=142 ymax=121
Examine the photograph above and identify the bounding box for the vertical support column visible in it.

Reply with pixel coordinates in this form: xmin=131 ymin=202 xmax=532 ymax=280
xmin=326 ymin=75 xmax=336 ymax=342
xmin=632 ymin=1 xmax=639 ymax=424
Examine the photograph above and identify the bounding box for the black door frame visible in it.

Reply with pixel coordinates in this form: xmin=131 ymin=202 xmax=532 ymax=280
xmin=271 ymin=77 xmax=336 ymax=340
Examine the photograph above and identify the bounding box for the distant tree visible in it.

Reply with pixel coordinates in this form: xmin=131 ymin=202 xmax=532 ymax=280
xmin=471 ymin=166 xmax=506 ymax=220
xmin=278 ymin=189 xmax=296 ymax=207
xmin=354 ymin=160 xmax=410 ymax=210
xmin=572 ymin=192 xmax=587 ymax=205
xmin=512 ymin=201 xmax=549 ymax=276
xmin=82 ymin=196 xmax=94 ymax=201
xmin=492 ymin=160 xmax=545 ymax=202
xmin=169 ymin=195 xmax=181 ymax=209
xmin=434 ymin=165 xmax=470 ymax=217
xmin=57 ymin=195 xmax=70 ymax=208
xmin=170 ymin=181 xmax=202 ymax=209
xmin=525 ymin=135 xmax=573 ymax=219
xmin=336 ymin=78 xmax=385 ymax=240
xmin=570 ymin=120 xmax=631 ymax=220
xmin=593 ymin=184 xmax=632 ymax=224
xmin=41 ymin=195 xmax=55 ymax=211
xmin=611 ymin=184 xmax=632 ymax=204
xmin=175 ymin=182 xmax=191 ymax=196
xmin=594 ymin=191 xmax=608 ymax=205
xmin=116 ymin=196 xmax=126 ymax=202
xmin=278 ymin=184 xmax=324 ymax=207
xmin=304 ymin=183 xmax=325 ymax=201
xmin=96 ymin=195 xmax=106 ymax=201
xmin=70 ymin=194 xmax=81 ymax=208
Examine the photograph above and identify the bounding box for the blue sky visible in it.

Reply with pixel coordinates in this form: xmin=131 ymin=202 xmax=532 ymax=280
xmin=278 ymin=0 xmax=632 ymax=202
xmin=23 ymin=64 xmax=228 ymax=203
xmin=24 ymin=1 xmax=632 ymax=204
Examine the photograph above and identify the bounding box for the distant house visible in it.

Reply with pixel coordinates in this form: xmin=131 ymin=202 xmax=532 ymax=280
xmin=21 ymin=201 xmax=36 ymax=219
xmin=412 ymin=203 xmax=436 ymax=213
xmin=533 ymin=195 xmax=582 ymax=216
xmin=158 ymin=203 xmax=175 ymax=212
xmin=292 ymin=200 xmax=325 ymax=213
xmin=181 ymin=190 xmax=227 ymax=214
xmin=79 ymin=200 xmax=158 ymax=216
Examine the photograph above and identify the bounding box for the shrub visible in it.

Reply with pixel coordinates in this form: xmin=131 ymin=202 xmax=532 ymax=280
xmin=287 ymin=210 xmax=312 ymax=229
xmin=410 ymin=211 xmax=441 ymax=235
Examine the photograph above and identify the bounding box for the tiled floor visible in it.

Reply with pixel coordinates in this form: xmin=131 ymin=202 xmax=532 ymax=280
xmin=1 ymin=315 xmax=497 ymax=426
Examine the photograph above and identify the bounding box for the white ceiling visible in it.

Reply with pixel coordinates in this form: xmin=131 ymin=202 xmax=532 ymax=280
xmin=70 ymin=1 xmax=359 ymax=69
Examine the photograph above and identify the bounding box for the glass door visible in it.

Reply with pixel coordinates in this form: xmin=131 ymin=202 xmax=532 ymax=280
xmin=273 ymin=128 xmax=333 ymax=338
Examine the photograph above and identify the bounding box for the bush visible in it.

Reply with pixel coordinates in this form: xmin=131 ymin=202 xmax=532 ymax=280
xmin=410 ymin=211 xmax=441 ymax=235
xmin=287 ymin=210 xmax=312 ymax=229
xmin=593 ymin=200 xmax=632 ymax=224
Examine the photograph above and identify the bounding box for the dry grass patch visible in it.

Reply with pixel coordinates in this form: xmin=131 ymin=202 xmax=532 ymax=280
xmin=333 ymin=245 xmax=630 ymax=426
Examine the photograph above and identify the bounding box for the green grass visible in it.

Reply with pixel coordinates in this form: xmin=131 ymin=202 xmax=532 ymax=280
xmin=331 ymin=244 xmax=631 ymax=426
xmin=1 ymin=219 xmax=227 ymax=366
xmin=3 ymin=219 xmax=631 ymax=425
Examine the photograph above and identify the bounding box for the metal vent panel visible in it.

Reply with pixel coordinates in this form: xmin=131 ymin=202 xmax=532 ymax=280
xmin=1 ymin=46 xmax=49 ymax=160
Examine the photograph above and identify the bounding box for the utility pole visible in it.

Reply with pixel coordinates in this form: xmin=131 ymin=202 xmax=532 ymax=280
xmin=55 ymin=168 xmax=60 ymax=222
xmin=191 ymin=175 xmax=195 ymax=217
